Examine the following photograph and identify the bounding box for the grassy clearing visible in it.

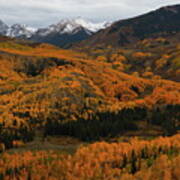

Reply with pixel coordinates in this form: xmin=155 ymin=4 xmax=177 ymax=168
xmin=6 ymin=136 xmax=84 ymax=155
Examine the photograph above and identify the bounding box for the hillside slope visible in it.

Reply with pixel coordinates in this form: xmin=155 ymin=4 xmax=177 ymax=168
xmin=0 ymin=37 xmax=179 ymax=146
xmin=77 ymin=34 xmax=180 ymax=82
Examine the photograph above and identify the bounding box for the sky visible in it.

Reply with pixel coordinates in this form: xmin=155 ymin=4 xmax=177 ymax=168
xmin=0 ymin=0 xmax=179 ymax=27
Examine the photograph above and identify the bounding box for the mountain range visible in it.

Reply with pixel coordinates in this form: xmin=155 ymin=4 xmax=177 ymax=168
xmin=0 ymin=18 xmax=110 ymax=47
xmin=1 ymin=5 xmax=180 ymax=48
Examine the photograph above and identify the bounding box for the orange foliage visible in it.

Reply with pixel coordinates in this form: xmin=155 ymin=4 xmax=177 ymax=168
xmin=0 ymin=134 xmax=179 ymax=180
xmin=0 ymin=39 xmax=179 ymax=146
xmin=133 ymin=52 xmax=152 ymax=59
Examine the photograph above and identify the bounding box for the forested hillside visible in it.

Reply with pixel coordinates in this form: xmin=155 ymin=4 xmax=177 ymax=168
xmin=77 ymin=35 xmax=180 ymax=82
xmin=0 ymin=37 xmax=179 ymax=149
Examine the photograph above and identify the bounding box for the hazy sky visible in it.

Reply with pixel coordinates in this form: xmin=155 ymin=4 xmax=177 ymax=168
xmin=0 ymin=0 xmax=179 ymax=27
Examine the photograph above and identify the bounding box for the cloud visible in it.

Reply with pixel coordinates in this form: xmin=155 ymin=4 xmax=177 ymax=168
xmin=0 ymin=0 xmax=179 ymax=27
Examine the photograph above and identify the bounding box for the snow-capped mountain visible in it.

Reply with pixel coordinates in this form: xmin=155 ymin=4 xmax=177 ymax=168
xmin=35 ymin=19 xmax=91 ymax=37
xmin=0 ymin=20 xmax=9 ymax=35
xmin=0 ymin=20 xmax=37 ymax=38
xmin=6 ymin=24 xmax=37 ymax=38
xmin=72 ymin=18 xmax=110 ymax=32
xmin=34 ymin=18 xmax=109 ymax=37
xmin=0 ymin=18 xmax=111 ymax=47
xmin=29 ymin=18 xmax=111 ymax=47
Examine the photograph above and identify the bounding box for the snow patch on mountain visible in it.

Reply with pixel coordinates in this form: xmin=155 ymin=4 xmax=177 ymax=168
xmin=73 ymin=18 xmax=110 ymax=32
xmin=6 ymin=24 xmax=37 ymax=38
xmin=36 ymin=18 xmax=110 ymax=37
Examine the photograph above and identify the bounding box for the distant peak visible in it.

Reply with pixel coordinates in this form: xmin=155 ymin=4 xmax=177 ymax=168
xmin=11 ymin=24 xmax=37 ymax=31
xmin=55 ymin=17 xmax=110 ymax=32
xmin=6 ymin=24 xmax=37 ymax=38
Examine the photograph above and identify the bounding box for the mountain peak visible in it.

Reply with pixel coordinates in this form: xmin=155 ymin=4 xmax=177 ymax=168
xmin=34 ymin=17 xmax=110 ymax=40
xmin=6 ymin=24 xmax=37 ymax=38
xmin=68 ymin=17 xmax=110 ymax=32
xmin=50 ymin=17 xmax=110 ymax=34
xmin=50 ymin=18 xmax=86 ymax=34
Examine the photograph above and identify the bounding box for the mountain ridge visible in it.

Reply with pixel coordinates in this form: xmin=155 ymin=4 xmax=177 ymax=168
xmin=78 ymin=4 xmax=180 ymax=48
